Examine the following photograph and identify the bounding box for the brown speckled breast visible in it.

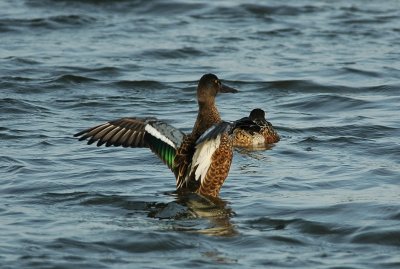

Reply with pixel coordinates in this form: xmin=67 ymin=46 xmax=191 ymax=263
xmin=261 ymin=126 xmax=280 ymax=144
xmin=232 ymin=126 xmax=280 ymax=147
xmin=197 ymin=133 xmax=233 ymax=197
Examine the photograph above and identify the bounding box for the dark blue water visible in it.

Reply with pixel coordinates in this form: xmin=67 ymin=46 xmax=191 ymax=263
xmin=1 ymin=0 xmax=400 ymax=268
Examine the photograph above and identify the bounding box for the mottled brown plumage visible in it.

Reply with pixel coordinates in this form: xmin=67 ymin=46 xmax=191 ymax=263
xmin=174 ymin=134 xmax=197 ymax=191
xmin=74 ymin=73 xmax=238 ymax=198
xmin=233 ymin=108 xmax=280 ymax=148
xmin=175 ymin=74 xmax=237 ymax=194
xmin=197 ymin=133 xmax=233 ymax=197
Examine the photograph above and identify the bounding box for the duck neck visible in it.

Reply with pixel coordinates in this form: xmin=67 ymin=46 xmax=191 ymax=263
xmin=192 ymin=100 xmax=221 ymax=139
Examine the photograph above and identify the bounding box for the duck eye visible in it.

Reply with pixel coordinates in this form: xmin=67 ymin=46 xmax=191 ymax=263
xmin=214 ymin=79 xmax=221 ymax=86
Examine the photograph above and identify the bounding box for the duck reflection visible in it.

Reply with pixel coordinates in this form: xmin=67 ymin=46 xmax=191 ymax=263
xmin=148 ymin=192 xmax=237 ymax=236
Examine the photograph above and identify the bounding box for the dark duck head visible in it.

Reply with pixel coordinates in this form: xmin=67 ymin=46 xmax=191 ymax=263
xmin=192 ymin=73 xmax=237 ymax=137
xmin=197 ymin=73 xmax=238 ymax=104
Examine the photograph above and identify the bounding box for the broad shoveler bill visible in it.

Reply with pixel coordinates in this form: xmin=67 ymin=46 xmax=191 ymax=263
xmin=232 ymin=108 xmax=280 ymax=148
xmin=74 ymin=74 xmax=242 ymax=198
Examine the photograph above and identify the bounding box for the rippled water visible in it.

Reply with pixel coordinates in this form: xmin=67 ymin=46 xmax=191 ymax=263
xmin=1 ymin=0 xmax=400 ymax=268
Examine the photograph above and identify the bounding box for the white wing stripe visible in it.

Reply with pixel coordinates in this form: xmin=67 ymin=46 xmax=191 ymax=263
xmin=191 ymin=134 xmax=221 ymax=183
xmin=145 ymin=124 xmax=176 ymax=148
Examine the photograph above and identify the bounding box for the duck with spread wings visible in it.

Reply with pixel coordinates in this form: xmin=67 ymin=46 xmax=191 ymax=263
xmin=74 ymin=74 xmax=242 ymax=198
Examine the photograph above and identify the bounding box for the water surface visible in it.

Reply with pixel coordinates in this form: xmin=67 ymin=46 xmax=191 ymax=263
xmin=1 ymin=0 xmax=400 ymax=268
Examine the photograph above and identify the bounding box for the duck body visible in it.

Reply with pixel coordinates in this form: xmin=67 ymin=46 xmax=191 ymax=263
xmin=232 ymin=108 xmax=280 ymax=148
xmin=74 ymin=74 xmax=238 ymax=198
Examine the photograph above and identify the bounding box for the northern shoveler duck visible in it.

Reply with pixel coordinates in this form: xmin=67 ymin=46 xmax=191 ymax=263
xmin=74 ymin=74 xmax=239 ymax=198
xmin=232 ymin=108 xmax=280 ymax=148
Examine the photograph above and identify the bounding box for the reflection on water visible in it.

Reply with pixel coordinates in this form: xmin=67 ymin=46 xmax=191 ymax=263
xmin=235 ymin=145 xmax=276 ymax=156
xmin=150 ymin=192 xmax=237 ymax=237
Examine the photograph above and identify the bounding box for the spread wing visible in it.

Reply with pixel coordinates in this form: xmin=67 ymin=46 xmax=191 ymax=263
xmin=74 ymin=117 xmax=185 ymax=171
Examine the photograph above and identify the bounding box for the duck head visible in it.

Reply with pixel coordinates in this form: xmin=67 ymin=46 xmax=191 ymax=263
xmin=249 ymin=108 xmax=266 ymax=121
xmin=197 ymin=73 xmax=237 ymax=104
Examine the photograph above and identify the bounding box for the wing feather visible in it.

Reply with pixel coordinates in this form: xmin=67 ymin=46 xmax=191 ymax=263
xmin=191 ymin=134 xmax=221 ymax=183
xmin=74 ymin=117 xmax=185 ymax=171
xmin=180 ymin=121 xmax=233 ymax=189
xmin=103 ymin=127 xmax=122 ymax=147
xmin=80 ymin=124 xmax=111 ymax=143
